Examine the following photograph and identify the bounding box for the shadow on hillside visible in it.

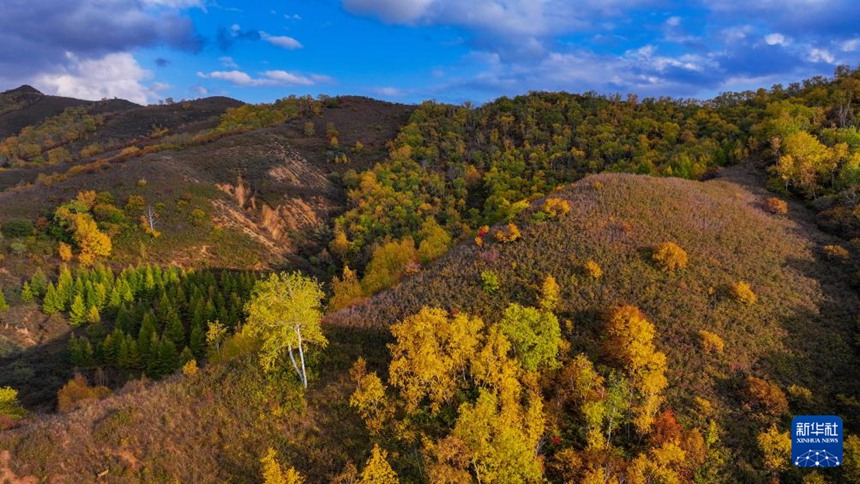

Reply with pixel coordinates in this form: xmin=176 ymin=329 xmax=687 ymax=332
xmin=763 ymin=253 xmax=860 ymax=432
xmin=0 ymin=327 xmax=75 ymax=413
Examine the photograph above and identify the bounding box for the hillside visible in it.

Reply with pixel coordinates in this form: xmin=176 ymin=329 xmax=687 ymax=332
xmin=0 ymin=90 xmax=412 ymax=273
xmin=0 ymin=86 xmax=104 ymax=140
xmin=0 ymin=91 xmax=413 ymax=416
xmin=2 ymin=170 xmax=857 ymax=481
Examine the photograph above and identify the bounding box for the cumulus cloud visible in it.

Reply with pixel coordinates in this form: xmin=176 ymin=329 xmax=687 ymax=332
xmin=808 ymin=48 xmax=836 ymax=64
xmin=197 ymin=70 xmax=333 ymax=87
xmin=764 ymin=33 xmax=787 ymax=46
xmin=345 ymin=0 xmax=859 ymax=102
xmin=0 ymin=0 xmax=200 ymax=92
xmin=705 ymin=0 xmax=860 ymax=40
xmin=36 ymin=52 xmax=154 ymax=105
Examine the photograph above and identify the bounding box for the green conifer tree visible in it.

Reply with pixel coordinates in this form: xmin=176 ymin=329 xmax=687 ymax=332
xmin=86 ymin=305 xmax=101 ymax=324
xmin=42 ymin=282 xmax=62 ymax=314
xmin=137 ymin=314 xmax=157 ymax=359
xmin=189 ymin=321 xmax=206 ymax=358
xmin=57 ymin=265 xmax=74 ymax=305
xmin=166 ymin=315 xmax=186 ymax=348
xmin=179 ymin=346 xmax=194 ymax=365
xmin=20 ymin=282 xmax=34 ymax=303
xmin=69 ymin=295 xmax=87 ymax=326
xmin=29 ymin=268 xmax=48 ymax=297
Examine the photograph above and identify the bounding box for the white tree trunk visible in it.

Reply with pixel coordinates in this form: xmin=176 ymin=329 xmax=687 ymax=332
xmin=296 ymin=325 xmax=307 ymax=387
xmin=287 ymin=344 xmax=301 ymax=380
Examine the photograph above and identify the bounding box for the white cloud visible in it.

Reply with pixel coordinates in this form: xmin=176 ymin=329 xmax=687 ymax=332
xmin=374 ymin=87 xmax=405 ymax=97
xmin=263 ymin=70 xmax=332 ymax=85
xmin=151 ymin=82 xmax=171 ymax=92
xmin=840 ymin=38 xmax=860 ymax=52
xmin=720 ymin=25 xmax=754 ymax=44
xmin=199 ymin=70 xmax=255 ymax=85
xmin=342 ymin=0 xmax=652 ymax=38
xmin=261 ymin=32 xmax=303 ymax=49
xmin=764 ymin=33 xmax=787 ymax=46
xmin=36 ymin=52 xmax=154 ymax=104
xmin=141 ymin=0 xmax=203 ymax=7
xmin=666 ymin=16 xmax=681 ymax=27
xmin=808 ymin=47 xmax=835 ymax=63
xmin=342 ymin=0 xmax=435 ymax=23
xmin=197 ymin=70 xmax=332 ymax=87
xmin=625 ymin=45 xmax=714 ymax=73
xmin=219 ymin=56 xmax=239 ymax=68
xmin=191 ymin=85 xmax=209 ymax=96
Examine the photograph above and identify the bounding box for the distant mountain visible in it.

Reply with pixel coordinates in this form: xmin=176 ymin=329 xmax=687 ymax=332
xmin=0 ymin=85 xmax=96 ymax=139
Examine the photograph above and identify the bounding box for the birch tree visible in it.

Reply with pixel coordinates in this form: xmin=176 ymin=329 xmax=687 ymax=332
xmin=244 ymin=272 xmax=326 ymax=387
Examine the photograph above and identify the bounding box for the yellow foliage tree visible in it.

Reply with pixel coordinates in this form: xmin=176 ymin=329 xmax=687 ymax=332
xmin=493 ymin=223 xmax=521 ymax=243
xmin=388 ymin=307 xmax=484 ymax=414
xmin=416 ymin=217 xmax=452 ymax=264
xmin=584 ymin=260 xmax=602 ymax=279
xmin=603 ymin=306 xmax=668 ymax=435
xmin=757 ymin=425 xmax=791 ymax=475
xmin=64 ymin=212 xmax=112 ymax=266
xmin=244 ymin=272 xmax=327 ymax=387
xmin=349 ymin=357 xmax=393 ymax=435
xmin=539 ymin=275 xmax=560 ymax=312
xmin=451 ymin=389 xmax=544 ymax=483
xmin=58 ymin=242 xmax=73 ymax=262
xmin=424 ymin=435 xmax=473 ymax=483
xmin=260 ymin=448 xmax=304 ymax=484
xmin=329 ymin=265 xmax=364 ymax=311
xmin=0 ymin=386 xmax=25 ymax=422
xmin=470 ymin=327 xmax=522 ymax=411
xmin=541 ymin=198 xmax=571 ymax=218
xmin=559 ymin=354 xmax=607 ymax=450
xmin=651 ymin=242 xmax=688 ymax=272
xmin=697 ymin=330 xmax=725 ymax=354
xmin=773 ymin=130 xmax=836 ymax=197
xmin=731 ymin=281 xmax=757 ymax=305
xmin=361 ymin=237 xmax=417 ymax=295
xmin=359 ymin=444 xmax=398 ymax=484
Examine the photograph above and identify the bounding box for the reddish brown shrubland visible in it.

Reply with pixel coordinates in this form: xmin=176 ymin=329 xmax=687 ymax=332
xmin=56 ymin=374 xmax=111 ymax=414
xmin=764 ymin=197 xmax=788 ymax=215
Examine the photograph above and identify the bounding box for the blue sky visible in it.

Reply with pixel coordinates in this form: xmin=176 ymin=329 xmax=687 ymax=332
xmin=1 ymin=0 xmax=858 ymax=105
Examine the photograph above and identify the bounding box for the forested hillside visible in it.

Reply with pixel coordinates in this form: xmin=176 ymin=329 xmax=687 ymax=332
xmin=1 ymin=67 xmax=860 ymax=482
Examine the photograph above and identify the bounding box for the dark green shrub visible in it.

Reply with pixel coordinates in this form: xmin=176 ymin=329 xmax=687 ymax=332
xmin=1 ymin=219 xmax=32 ymax=238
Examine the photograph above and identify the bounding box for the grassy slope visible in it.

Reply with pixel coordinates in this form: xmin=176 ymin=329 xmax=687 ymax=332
xmin=2 ymin=169 xmax=856 ymax=480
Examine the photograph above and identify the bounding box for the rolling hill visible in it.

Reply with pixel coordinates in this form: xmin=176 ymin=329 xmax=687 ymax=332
xmin=1 ymin=168 xmax=857 ymax=481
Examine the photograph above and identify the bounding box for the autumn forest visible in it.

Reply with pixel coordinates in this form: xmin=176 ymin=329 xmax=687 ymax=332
xmin=0 ymin=66 xmax=859 ymax=482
